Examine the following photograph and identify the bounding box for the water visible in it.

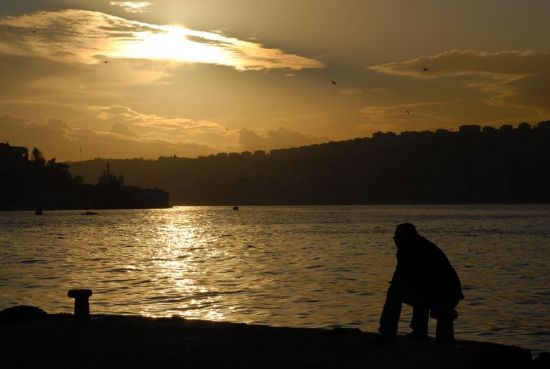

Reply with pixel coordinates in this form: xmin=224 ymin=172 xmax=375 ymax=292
xmin=1 ymin=205 xmax=549 ymax=353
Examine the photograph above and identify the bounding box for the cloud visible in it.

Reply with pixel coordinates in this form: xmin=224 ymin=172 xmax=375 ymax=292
xmin=111 ymin=122 xmax=138 ymax=137
xmin=359 ymin=97 xmax=540 ymax=134
xmin=369 ymin=49 xmax=550 ymax=120
xmin=238 ymin=128 xmax=324 ymax=152
xmin=0 ymin=107 xmax=328 ymax=160
xmin=360 ymin=100 xmax=461 ymax=130
xmin=84 ymin=104 xmax=234 ymax=145
xmin=110 ymin=2 xmax=153 ymax=14
xmin=0 ymin=9 xmax=324 ymax=71
xmin=338 ymin=88 xmax=363 ymax=96
xmin=0 ymin=103 xmax=238 ymax=160
xmin=0 ymin=112 xmax=222 ymax=161
xmin=370 ymin=49 xmax=550 ymax=79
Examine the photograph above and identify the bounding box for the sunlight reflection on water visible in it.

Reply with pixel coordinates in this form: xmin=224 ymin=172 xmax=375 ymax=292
xmin=0 ymin=205 xmax=549 ymax=352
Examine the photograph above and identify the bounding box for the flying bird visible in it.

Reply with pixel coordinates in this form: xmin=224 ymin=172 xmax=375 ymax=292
xmin=104 ymin=60 xmax=109 ymax=64
xmin=406 ymin=110 xmax=411 ymax=115
xmin=422 ymin=66 xmax=429 ymax=72
xmin=331 ymin=80 xmax=336 ymax=85
xmin=31 ymin=29 xmax=38 ymax=34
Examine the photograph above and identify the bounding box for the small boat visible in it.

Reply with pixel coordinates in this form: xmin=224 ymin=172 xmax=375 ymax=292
xmin=232 ymin=206 xmax=239 ymax=211
xmin=81 ymin=211 xmax=98 ymax=216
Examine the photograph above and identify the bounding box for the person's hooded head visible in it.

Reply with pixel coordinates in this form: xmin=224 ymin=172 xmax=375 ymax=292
xmin=393 ymin=223 xmax=419 ymax=249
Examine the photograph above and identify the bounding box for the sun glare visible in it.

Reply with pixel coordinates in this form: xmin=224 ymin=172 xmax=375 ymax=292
xmin=114 ymin=25 xmax=234 ymax=66
xmin=0 ymin=9 xmax=323 ymax=70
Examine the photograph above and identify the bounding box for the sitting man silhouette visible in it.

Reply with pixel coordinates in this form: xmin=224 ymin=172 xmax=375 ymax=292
xmin=375 ymin=223 xmax=464 ymax=343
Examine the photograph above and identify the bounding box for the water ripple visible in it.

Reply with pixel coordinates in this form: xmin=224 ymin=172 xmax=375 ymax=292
xmin=0 ymin=205 xmax=549 ymax=353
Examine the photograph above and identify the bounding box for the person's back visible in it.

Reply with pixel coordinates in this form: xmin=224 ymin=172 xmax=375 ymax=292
xmin=393 ymin=234 xmax=463 ymax=307
xmin=376 ymin=223 xmax=463 ymax=342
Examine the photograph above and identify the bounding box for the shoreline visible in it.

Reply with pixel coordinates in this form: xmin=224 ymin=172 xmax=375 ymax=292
xmin=1 ymin=309 xmax=542 ymax=369
xmin=2 ymin=203 xmax=550 ymax=211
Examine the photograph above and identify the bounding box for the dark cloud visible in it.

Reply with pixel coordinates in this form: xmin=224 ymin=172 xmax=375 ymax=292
xmin=185 ymin=34 xmax=232 ymax=48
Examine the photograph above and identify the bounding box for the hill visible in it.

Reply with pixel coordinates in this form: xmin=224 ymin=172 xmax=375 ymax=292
xmin=68 ymin=121 xmax=550 ymax=205
xmin=0 ymin=145 xmax=169 ymax=211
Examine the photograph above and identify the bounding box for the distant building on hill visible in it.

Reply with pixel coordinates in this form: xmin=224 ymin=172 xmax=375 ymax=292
xmin=0 ymin=143 xmax=29 ymax=161
xmin=459 ymin=125 xmax=481 ymax=135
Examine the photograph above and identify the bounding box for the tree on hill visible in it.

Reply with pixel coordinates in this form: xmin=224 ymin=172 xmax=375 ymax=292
xmin=31 ymin=147 xmax=45 ymax=165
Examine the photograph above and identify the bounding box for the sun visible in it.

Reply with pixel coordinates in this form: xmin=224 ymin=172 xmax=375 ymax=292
xmin=112 ymin=25 xmax=234 ymax=66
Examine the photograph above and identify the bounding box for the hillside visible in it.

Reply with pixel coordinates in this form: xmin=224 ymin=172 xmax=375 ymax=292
xmin=68 ymin=122 xmax=550 ymax=205
xmin=0 ymin=145 xmax=169 ymax=211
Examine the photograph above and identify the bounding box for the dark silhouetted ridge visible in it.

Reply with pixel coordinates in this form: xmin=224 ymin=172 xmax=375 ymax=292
xmin=68 ymin=121 xmax=550 ymax=205
xmin=0 ymin=144 xmax=169 ymax=210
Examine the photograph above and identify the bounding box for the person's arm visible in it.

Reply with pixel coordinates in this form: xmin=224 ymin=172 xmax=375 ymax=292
xmin=390 ymin=249 xmax=406 ymax=286
xmin=448 ymin=261 xmax=464 ymax=299
xmin=432 ymin=248 xmax=464 ymax=300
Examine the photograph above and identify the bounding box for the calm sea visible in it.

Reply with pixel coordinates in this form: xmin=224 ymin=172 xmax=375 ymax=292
xmin=1 ymin=206 xmax=549 ymax=353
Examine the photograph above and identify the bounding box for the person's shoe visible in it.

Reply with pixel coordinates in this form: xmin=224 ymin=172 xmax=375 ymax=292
xmin=369 ymin=334 xmax=396 ymax=345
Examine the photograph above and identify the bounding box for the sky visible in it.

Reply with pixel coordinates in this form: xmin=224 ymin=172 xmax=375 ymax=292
xmin=1 ymin=0 xmax=549 ymax=161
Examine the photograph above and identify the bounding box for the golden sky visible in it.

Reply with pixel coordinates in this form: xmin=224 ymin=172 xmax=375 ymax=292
xmin=1 ymin=0 xmax=549 ymax=160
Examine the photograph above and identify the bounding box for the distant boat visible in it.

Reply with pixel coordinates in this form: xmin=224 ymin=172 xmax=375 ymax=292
xmin=81 ymin=211 xmax=98 ymax=216
xmin=232 ymin=206 xmax=239 ymax=211
xmin=35 ymin=209 xmax=43 ymax=215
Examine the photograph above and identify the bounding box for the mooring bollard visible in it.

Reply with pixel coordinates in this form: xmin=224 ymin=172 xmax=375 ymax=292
xmin=67 ymin=289 xmax=93 ymax=320
xmin=430 ymin=308 xmax=458 ymax=345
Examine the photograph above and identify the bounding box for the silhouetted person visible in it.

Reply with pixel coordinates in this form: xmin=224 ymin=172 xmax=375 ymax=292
xmin=375 ymin=223 xmax=463 ymax=343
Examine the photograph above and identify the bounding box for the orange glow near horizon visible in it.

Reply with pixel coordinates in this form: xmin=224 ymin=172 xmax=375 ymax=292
xmin=0 ymin=3 xmax=549 ymax=161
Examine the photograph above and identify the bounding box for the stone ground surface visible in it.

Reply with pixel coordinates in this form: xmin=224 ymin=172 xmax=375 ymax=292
xmin=0 ymin=311 xmax=539 ymax=369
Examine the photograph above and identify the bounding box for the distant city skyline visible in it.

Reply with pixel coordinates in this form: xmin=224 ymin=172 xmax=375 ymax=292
xmin=1 ymin=0 xmax=549 ymax=160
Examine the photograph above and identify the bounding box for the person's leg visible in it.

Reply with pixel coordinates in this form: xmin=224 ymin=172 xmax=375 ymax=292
xmin=409 ymin=304 xmax=429 ymax=337
xmin=378 ymin=285 xmax=402 ymax=337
